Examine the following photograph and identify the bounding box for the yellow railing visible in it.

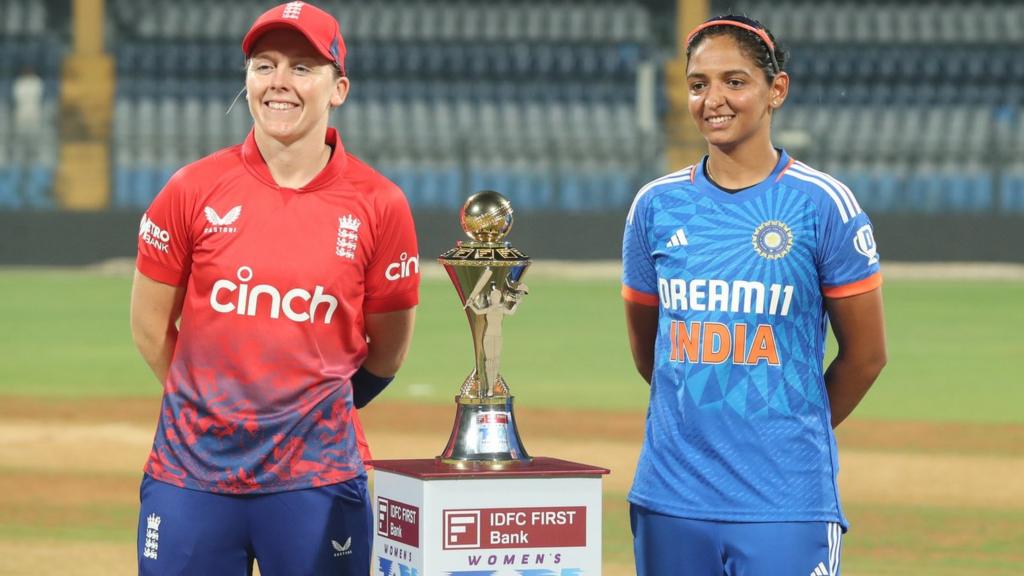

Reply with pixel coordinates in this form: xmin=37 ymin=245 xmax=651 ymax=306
xmin=665 ymin=0 xmax=709 ymax=171
xmin=55 ymin=0 xmax=114 ymax=210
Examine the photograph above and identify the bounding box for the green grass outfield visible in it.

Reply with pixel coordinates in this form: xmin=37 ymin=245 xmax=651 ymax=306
xmin=1 ymin=267 xmax=1022 ymax=575
xmin=1 ymin=268 xmax=1022 ymax=424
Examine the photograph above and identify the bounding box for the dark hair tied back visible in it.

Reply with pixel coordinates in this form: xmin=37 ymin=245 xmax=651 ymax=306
xmin=685 ymin=15 xmax=788 ymax=82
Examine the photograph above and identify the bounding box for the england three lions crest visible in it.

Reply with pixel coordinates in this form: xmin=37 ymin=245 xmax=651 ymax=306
xmin=336 ymin=215 xmax=362 ymax=260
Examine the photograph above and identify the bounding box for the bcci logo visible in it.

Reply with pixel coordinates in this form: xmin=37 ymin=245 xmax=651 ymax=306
xmin=752 ymin=220 xmax=794 ymax=260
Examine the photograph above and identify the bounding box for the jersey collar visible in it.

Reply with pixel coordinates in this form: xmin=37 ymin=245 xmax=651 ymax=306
xmin=241 ymin=127 xmax=349 ymax=191
xmin=694 ymin=148 xmax=792 ymax=203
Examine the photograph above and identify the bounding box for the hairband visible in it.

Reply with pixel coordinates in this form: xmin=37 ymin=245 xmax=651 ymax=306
xmin=685 ymin=19 xmax=780 ymax=73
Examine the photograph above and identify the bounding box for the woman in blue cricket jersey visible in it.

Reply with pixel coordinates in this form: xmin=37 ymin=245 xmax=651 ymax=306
xmin=621 ymin=15 xmax=887 ymax=575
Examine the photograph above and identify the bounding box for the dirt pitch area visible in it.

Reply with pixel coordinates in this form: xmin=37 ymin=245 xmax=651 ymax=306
xmin=1 ymin=396 xmax=1022 ymax=575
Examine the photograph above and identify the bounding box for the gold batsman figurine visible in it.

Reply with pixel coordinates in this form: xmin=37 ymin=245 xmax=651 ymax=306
xmin=437 ymin=191 xmax=532 ymax=466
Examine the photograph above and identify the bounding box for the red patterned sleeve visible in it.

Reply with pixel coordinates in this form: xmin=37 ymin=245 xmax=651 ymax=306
xmin=363 ymin=178 xmax=420 ymax=313
xmin=136 ymin=170 xmax=195 ymax=286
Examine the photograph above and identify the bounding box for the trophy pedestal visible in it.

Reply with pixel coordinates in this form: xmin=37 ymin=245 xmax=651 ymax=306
xmin=388 ymin=192 xmax=607 ymax=573
xmin=370 ymin=457 xmax=609 ymax=575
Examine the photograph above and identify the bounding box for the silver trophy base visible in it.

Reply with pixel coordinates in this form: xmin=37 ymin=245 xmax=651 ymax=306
xmin=439 ymin=395 xmax=531 ymax=466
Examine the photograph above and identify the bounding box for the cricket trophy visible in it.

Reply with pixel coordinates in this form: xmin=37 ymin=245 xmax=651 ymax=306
xmin=437 ymin=190 xmax=532 ymax=466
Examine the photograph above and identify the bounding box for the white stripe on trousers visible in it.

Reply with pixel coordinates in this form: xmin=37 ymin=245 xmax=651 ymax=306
xmin=828 ymin=522 xmax=843 ymax=575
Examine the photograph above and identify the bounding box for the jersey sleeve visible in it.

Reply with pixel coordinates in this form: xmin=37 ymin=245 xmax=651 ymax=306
xmin=136 ymin=170 xmax=195 ymax=287
xmin=364 ymin=180 xmax=420 ymax=314
xmin=621 ymin=191 xmax=660 ymax=306
xmin=817 ymin=182 xmax=882 ymax=298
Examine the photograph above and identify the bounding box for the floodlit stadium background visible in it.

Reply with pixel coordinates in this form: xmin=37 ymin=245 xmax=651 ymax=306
xmin=2 ymin=0 xmax=1023 ymax=262
xmin=0 ymin=1 xmax=1022 ymax=575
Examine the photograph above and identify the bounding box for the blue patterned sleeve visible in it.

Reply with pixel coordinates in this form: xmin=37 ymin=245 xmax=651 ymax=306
xmin=817 ymin=178 xmax=882 ymax=296
xmin=622 ymin=191 xmax=659 ymax=301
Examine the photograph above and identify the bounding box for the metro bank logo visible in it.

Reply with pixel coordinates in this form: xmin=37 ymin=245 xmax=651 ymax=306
xmin=139 ymin=214 xmax=170 ymax=253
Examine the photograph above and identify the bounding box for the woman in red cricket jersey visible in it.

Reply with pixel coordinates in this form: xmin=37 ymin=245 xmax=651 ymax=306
xmin=130 ymin=3 xmax=419 ymax=574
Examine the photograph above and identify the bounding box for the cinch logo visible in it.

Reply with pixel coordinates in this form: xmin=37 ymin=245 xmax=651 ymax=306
xmin=209 ymin=266 xmax=339 ymax=324
xmin=385 ymin=252 xmax=420 ymax=281
xmin=139 ymin=214 xmax=170 ymax=253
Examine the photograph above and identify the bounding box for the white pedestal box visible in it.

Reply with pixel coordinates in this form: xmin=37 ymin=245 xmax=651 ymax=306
xmin=371 ymin=457 xmax=609 ymax=576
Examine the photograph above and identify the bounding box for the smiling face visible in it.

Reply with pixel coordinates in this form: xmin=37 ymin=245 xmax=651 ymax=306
xmin=686 ymin=34 xmax=787 ymax=154
xmin=245 ymin=28 xmax=348 ymax=146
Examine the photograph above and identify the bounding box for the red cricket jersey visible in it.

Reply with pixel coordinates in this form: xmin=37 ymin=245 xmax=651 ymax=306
xmin=136 ymin=128 xmax=419 ymax=493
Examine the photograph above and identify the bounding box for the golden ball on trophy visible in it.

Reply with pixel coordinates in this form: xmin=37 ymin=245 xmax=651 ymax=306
xmin=460 ymin=190 xmax=514 ymax=243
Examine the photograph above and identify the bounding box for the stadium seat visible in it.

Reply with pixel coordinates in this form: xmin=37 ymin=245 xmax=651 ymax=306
xmin=0 ymin=167 xmax=21 ymax=209
xmin=999 ymin=167 xmax=1024 ymax=213
xmin=22 ymin=166 xmax=53 ymax=209
xmin=4 ymin=1 xmax=996 ymax=216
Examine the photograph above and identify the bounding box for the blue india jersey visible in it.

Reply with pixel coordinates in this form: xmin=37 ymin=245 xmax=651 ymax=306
xmin=621 ymin=150 xmax=882 ymax=528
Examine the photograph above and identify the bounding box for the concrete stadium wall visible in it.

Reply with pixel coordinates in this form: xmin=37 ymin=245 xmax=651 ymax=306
xmin=1 ymin=210 xmax=1022 ymax=265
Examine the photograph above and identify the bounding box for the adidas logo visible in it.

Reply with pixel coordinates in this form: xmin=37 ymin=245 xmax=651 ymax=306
xmin=811 ymin=561 xmax=829 ymax=576
xmin=332 ymin=536 xmax=353 ymax=557
xmin=666 ymin=228 xmax=689 ymax=248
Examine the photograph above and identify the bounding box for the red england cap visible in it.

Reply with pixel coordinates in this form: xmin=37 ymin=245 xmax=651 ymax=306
xmin=242 ymin=2 xmax=346 ymax=73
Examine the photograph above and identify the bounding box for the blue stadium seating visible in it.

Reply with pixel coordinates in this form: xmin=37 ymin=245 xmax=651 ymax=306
xmin=9 ymin=0 xmax=1019 ymax=213
xmin=1000 ymin=170 xmax=1024 ymax=213
xmin=96 ymin=1 xmax=660 ymax=209
xmin=0 ymin=168 xmax=22 ymax=208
